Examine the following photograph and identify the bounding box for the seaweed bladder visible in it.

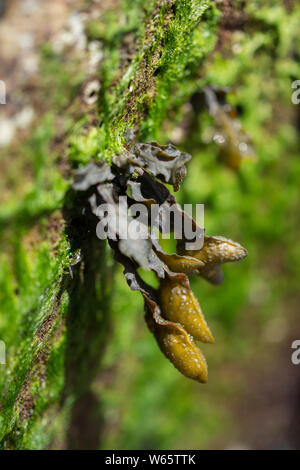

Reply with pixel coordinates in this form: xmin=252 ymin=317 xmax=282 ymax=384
xmin=72 ymin=136 xmax=247 ymax=382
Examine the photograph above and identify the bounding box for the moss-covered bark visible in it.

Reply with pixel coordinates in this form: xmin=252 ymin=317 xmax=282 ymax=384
xmin=1 ymin=0 xmax=300 ymax=450
xmin=0 ymin=0 xmax=219 ymax=449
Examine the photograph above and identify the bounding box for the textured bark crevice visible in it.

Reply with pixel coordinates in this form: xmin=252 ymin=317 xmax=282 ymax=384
xmin=61 ymin=189 xmax=115 ymax=449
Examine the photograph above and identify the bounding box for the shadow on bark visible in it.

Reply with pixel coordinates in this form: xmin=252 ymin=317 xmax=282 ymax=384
xmin=61 ymin=188 xmax=115 ymax=449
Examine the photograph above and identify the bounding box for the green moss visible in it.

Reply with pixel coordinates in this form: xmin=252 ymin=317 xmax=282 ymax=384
xmin=0 ymin=114 xmax=68 ymax=229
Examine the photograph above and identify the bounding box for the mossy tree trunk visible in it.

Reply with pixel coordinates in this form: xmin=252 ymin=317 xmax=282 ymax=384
xmin=0 ymin=0 xmax=219 ymax=449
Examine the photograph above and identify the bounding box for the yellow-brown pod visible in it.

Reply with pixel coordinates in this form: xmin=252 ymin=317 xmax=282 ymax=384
xmin=156 ymin=251 xmax=205 ymax=276
xmin=144 ymin=299 xmax=208 ymax=383
xmin=155 ymin=322 xmax=208 ymax=383
xmin=178 ymin=236 xmax=247 ymax=266
xmin=158 ymin=273 xmax=214 ymax=344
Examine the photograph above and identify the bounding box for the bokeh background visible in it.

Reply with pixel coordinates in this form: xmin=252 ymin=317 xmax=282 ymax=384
xmin=0 ymin=0 xmax=300 ymax=450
